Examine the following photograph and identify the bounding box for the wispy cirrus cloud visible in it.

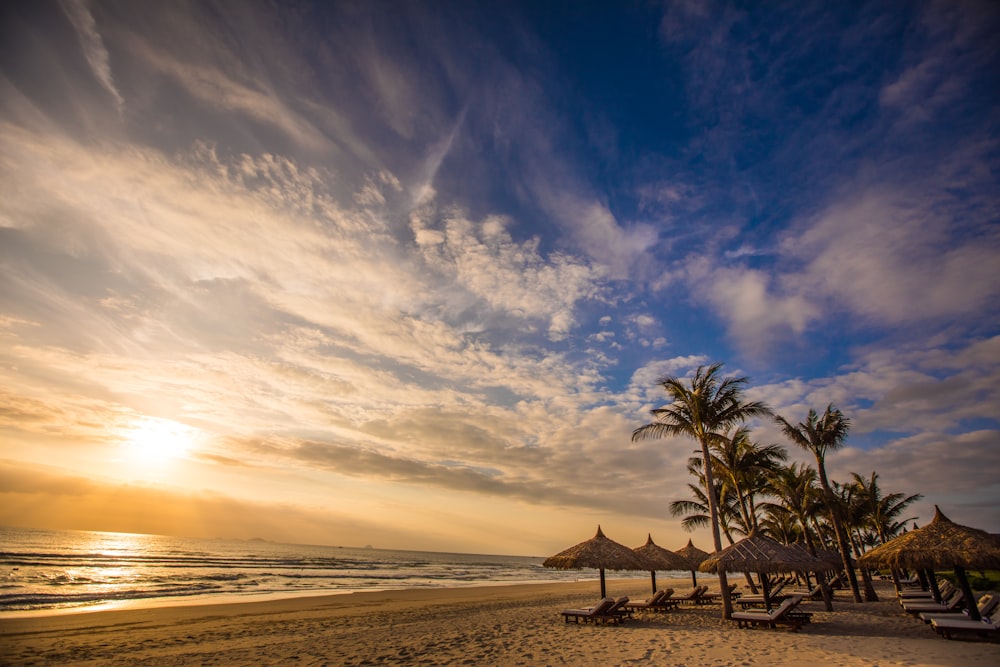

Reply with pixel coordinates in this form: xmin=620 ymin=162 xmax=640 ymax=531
xmin=59 ymin=0 xmax=123 ymax=113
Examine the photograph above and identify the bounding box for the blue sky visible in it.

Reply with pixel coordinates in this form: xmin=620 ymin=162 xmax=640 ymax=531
xmin=1 ymin=0 xmax=998 ymax=554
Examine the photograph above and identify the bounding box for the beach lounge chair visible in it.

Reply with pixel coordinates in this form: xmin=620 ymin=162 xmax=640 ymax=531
xmin=605 ymin=596 xmax=633 ymax=621
xmin=650 ymin=588 xmax=681 ymax=611
xmin=672 ymin=585 xmax=707 ymax=604
xmin=731 ymin=595 xmax=811 ymax=631
xmin=561 ymin=597 xmax=618 ymax=624
xmin=738 ymin=579 xmax=794 ymax=609
xmin=919 ymin=594 xmax=998 ymax=624
xmin=930 ymin=615 xmax=999 ymax=640
xmin=698 ymin=583 xmax=738 ymax=604
xmin=902 ymin=590 xmax=965 ymax=614
xmin=788 ymin=584 xmax=826 ymax=601
xmin=899 ymin=580 xmax=952 ymax=600
xmin=625 ymin=589 xmax=668 ymax=612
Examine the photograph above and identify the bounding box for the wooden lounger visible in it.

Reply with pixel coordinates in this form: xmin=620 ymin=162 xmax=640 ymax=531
xmin=561 ymin=597 xmax=616 ymax=624
xmin=930 ymin=616 xmax=998 ymax=640
xmin=561 ymin=596 xmax=630 ymax=625
xmin=624 ymin=589 xmax=668 ymax=612
xmin=731 ymin=595 xmax=811 ymax=631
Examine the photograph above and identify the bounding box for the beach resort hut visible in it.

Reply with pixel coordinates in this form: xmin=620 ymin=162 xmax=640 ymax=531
xmin=858 ymin=506 xmax=1000 ymax=621
xmin=700 ymin=529 xmax=835 ymax=611
xmin=674 ymin=539 xmax=710 ymax=588
xmin=633 ymin=534 xmax=688 ymax=593
xmin=544 ymin=525 xmax=650 ymax=598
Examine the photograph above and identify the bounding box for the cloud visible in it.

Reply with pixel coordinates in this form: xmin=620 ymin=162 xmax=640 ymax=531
xmin=879 ymin=1 xmax=999 ymax=128
xmin=683 ymin=257 xmax=820 ymax=353
xmin=790 ymin=188 xmax=1000 ymax=327
xmin=824 ymin=429 xmax=1000 ymax=533
xmin=755 ymin=335 xmax=1000 ymax=436
xmin=59 ymin=0 xmax=123 ymax=113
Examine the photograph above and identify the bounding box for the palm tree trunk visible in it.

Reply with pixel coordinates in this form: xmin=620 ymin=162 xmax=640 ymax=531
xmin=848 ymin=529 xmax=879 ymax=602
xmin=815 ymin=461 xmax=863 ymax=603
xmin=801 ymin=523 xmax=834 ymax=611
xmin=700 ymin=436 xmax=733 ymax=619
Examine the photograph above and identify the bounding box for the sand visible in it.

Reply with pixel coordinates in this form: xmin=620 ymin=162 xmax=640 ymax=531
xmin=2 ymin=578 xmax=997 ymax=666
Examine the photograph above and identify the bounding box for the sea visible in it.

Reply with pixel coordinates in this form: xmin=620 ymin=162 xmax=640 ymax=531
xmin=0 ymin=526 xmax=663 ymax=616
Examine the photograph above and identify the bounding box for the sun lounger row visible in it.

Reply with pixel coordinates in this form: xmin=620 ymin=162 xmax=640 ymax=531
xmin=899 ymin=578 xmax=953 ymax=600
xmin=624 ymin=588 xmax=676 ymax=612
xmin=897 ymin=585 xmax=1000 ymax=641
xmin=901 ymin=589 xmax=966 ymax=614
xmin=623 ymin=586 xmax=711 ymax=613
xmin=919 ymin=594 xmax=997 ymax=624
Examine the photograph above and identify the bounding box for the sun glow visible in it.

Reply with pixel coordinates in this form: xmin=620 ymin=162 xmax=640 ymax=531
xmin=119 ymin=417 xmax=200 ymax=469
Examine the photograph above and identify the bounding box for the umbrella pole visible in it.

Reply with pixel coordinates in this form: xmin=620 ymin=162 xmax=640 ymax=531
xmin=650 ymin=571 xmax=657 ymax=593
xmin=762 ymin=575 xmax=773 ymax=612
xmin=926 ymin=570 xmax=942 ymax=603
xmin=600 ymin=568 xmax=607 ymax=599
xmin=916 ymin=568 xmax=929 ymax=592
xmin=954 ymin=566 xmax=980 ymax=621
xmin=690 ymin=569 xmax=697 ymax=588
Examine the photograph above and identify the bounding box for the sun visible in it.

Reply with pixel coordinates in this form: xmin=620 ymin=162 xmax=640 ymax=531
xmin=119 ymin=416 xmax=199 ymax=468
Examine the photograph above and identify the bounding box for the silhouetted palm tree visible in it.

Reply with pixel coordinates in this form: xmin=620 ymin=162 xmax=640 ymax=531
xmin=761 ymin=462 xmax=835 ymax=610
xmin=761 ymin=462 xmax=824 ymax=554
xmin=848 ymin=471 xmax=922 ymax=545
xmin=710 ymin=427 xmax=787 ymax=533
xmin=634 ymin=362 xmax=772 ymax=618
xmin=671 ymin=458 xmax=744 ymax=543
xmin=775 ymin=404 xmax=864 ymax=603
xmin=846 ymin=471 xmax=923 ymax=592
xmin=835 ymin=480 xmax=880 ymax=601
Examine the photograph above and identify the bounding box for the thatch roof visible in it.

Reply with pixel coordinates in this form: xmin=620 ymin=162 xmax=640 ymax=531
xmin=788 ymin=542 xmax=850 ymax=568
xmin=633 ymin=534 xmax=688 ymax=571
xmin=700 ymin=529 xmax=835 ymax=574
xmin=674 ymin=539 xmax=710 ymax=570
xmin=543 ymin=526 xmax=650 ymax=571
xmin=858 ymin=506 xmax=1000 ymax=571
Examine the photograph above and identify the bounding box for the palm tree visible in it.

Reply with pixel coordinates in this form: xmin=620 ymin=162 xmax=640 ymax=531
xmin=835 ymin=480 xmax=880 ymax=601
xmin=671 ymin=457 xmax=745 ymax=543
xmin=846 ymin=471 xmax=922 ymax=592
xmin=848 ymin=471 xmax=922 ymax=545
xmin=633 ymin=362 xmax=772 ymax=618
xmin=710 ymin=427 xmax=787 ymax=533
xmin=775 ymin=404 xmax=863 ymax=603
xmin=761 ymin=463 xmax=823 ymax=555
xmin=761 ymin=462 xmax=835 ymax=610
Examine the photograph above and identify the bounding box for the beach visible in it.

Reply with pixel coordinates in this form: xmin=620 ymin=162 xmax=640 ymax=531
xmin=2 ymin=578 xmax=997 ymax=666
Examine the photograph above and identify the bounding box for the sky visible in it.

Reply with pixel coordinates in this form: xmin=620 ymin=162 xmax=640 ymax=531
xmin=1 ymin=0 xmax=998 ymax=557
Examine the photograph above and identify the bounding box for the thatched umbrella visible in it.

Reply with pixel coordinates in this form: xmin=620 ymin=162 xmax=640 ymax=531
xmin=700 ymin=529 xmax=835 ymax=610
xmin=633 ymin=534 xmax=688 ymax=593
xmin=787 ymin=542 xmax=846 ymax=569
xmin=858 ymin=506 xmax=1000 ymax=621
xmin=674 ymin=539 xmax=710 ymax=588
xmin=543 ymin=525 xmax=651 ymax=598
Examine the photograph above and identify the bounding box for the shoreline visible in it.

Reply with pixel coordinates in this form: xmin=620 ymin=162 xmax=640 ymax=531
xmin=3 ymin=578 xmax=998 ymax=666
xmin=1 ymin=576 xmax=629 ymax=620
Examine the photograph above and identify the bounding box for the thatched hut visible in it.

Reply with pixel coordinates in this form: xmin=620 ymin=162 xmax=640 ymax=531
xmin=633 ymin=534 xmax=688 ymax=593
xmin=858 ymin=506 xmax=1000 ymax=621
xmin=674 ymin=539 xmax=710 ymax=588
xmin=700 ymin=529 xmax=835 ymax=610
xmin=544 ymin=525 xmax=650 ymax=598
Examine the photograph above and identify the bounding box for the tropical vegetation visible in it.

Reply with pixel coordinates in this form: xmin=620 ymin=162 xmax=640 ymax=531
xmin=636 ymin=362 xmax=925 ymax=617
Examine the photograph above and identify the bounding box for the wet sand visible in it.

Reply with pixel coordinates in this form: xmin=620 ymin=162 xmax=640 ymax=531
xmin=2 ymin=578 xmax=997 ymax=666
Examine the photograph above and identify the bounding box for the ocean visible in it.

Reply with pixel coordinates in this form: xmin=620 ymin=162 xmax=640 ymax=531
xmin=0 ymin=526 xmax=663 ymax=616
